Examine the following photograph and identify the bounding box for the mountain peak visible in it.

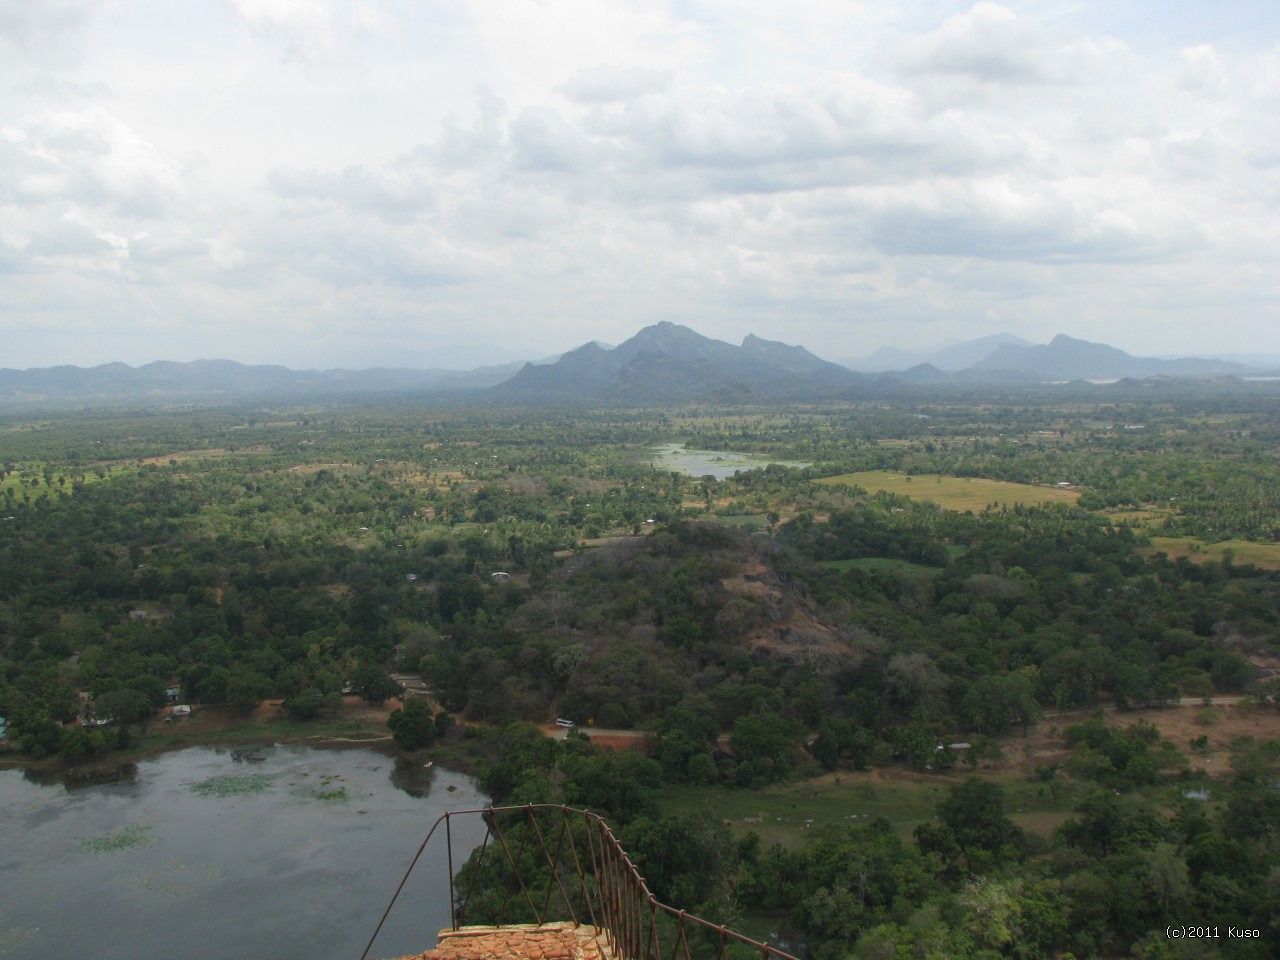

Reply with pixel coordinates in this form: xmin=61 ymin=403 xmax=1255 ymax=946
xmin=974 ymin=334 xmax=1247 ymax=379
xmin=493 ymin=323 xmax=861 ymax=401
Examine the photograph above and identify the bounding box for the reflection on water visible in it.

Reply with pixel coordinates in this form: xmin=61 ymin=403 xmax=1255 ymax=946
xmin=0 ymin=744 xmax=488 ymax=960
xmin=389 ymin=756 xmax=437 ymax=798
xmin=649 ymin=443 xmax=809 ymax=480
xmin=23 ymin=761 xmax=139 ymax=789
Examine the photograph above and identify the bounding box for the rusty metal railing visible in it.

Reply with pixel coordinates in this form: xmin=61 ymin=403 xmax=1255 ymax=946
xmin=360 ymin=804 xmax=801 ymax=960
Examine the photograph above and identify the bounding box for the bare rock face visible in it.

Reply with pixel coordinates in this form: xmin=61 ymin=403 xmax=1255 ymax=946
xmin=720 ymin=558 xmax=865 ymax=672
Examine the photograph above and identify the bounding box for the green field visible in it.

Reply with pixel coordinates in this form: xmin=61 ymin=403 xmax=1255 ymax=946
xmin=0 ymin=463 xmax=126 ymax=506
xmin=1144 ymin=536 xmax=1280 ymax=571
xmin=710 ymin=513 xmax=769 ymax=529
xmin=1106 ymin=508 xmax=1176 ymax=526
xmin=814 ymin=470 xmax=1082 ymax=512
xmin=818 ymin=557 xmax=937 ymax=578
xmin=1 ymin=468 xmax=70 ymax=505
xmin=657 ymin=772 xmax=1092 ymax=849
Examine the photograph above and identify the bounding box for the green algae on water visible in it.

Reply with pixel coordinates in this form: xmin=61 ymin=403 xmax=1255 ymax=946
xmin=189 ymin=772 xmax=277 ymax=798
xmin=78 ymin=823 xmax=155 ymax=855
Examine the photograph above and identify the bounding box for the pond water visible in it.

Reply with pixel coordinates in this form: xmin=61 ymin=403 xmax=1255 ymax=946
xmin=649 ymin=444 xmax=809 ymax=480
xmin=0 ymin=744 xmax=488 ymax=960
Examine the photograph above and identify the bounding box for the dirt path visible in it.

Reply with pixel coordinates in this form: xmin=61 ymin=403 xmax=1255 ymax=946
xmin=1040 ymin=696 xmax=1244 ymax=721
xmin=536 ymin=724 xmax=648 ymax=751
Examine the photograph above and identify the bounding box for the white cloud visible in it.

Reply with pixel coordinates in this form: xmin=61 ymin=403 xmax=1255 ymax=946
xmin=267 ymin=164 xmax=437 ymax=222
xmin=229 ymin=0 xmax=337 ymax=63
xmin=901 ymin=2 xmax=1040 ymax=82
xmin=558 ymin=65 xmax=672 ymax=103
xmin=207 ymin=231 xmax=247 ymax=270
xmin=1180 ymin=44 xmax=1229 ymax=96
xmin=0 ymin=0 xmax=1276 ymax=367
xmin=1 ymin=107 xmax=185 ymax=216
xmin=11 ymin=74 xmax=112 ymax=101
xmin=510 ymin=107 xmax=596 ymax=172
xmin=0 ymin=0 xmax=94 ymax=58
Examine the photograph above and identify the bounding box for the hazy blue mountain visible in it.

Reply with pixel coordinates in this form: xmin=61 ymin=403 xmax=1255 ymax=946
xmin=1157 ymin=351 xmax=1280 ymax=372
xmin=493 ymin=322 xmax=863 ymax=401
xmin=971 ymin=334 xmax=1250 ymax=380
xmin=741 ymin=333 xmax=843 ymax=374
xmin=7 ymin=327 xmax=1258 ymax=408
xmin=884 ymin=362 xmax=948 ymax=382
xmin=0 ymin=359 xmax=524 ymax=404
xmin=843 ymin=333 xmax=1033 ymax=372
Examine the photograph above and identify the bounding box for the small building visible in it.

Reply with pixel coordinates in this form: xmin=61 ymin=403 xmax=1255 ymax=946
xmin=165 ymin=680 xmax=181 ymax=701
xmin=390 ymin=673 xmax=432 ymax=699
xmin=490 ymin=571 xmax=511 ymax=582
xmin=169 ymin=704 xmax=192 ymax=721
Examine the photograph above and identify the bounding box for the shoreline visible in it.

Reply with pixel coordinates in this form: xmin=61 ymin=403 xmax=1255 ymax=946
xmin=0 ymin=697 xmax=412 ymax=779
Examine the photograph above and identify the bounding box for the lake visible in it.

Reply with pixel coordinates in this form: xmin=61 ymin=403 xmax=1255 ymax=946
xmin=0 ymin=744 xmax=489 ymax=960
xmin=649 ymin=444 xmax=809 ymax=480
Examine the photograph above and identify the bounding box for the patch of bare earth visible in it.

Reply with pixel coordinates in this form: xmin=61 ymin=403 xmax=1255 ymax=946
xmin=721 ymin=561 xmax=865 ymax=670
xmin=1006 ymin=702 xmax=1280 ymax=778
xmin=536 ymin=724 xmax=645 ymax=753
xmin=582 ymin=732 xmax=645 ymax=752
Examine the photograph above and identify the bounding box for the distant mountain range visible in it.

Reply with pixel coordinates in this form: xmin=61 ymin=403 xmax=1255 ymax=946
xmin=494 ymin=325 xmax=1266 ymax=400
xmin=0 ymin=358 xmax=523 ymax=403
xmin=968 ymin=334 xmax=1250 ymax=380
xmin=492 ymin=323 xmax=862 ymax=401
xmin=2 ymin=327 xmax=1272 ymax=407
xmin=842 ymin=333 xmax=1035 ymax=372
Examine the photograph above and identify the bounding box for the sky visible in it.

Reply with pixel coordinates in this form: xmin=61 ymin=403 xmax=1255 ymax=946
xmin=2 ymin=0 xmax=1278 ymax=371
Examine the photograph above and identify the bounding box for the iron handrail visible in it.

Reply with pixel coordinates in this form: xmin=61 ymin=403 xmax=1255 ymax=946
xmin=360 ymin=804 xmax=801 ymax=960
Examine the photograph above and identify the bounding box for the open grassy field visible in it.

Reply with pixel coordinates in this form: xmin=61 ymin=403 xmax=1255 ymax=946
xmin=657 ymin=769 xmax=1093 ymax=849
xmin=710 ymin=513 xmax=769 ymax=529
xmin=818 ymin=557 xmax=937 ymax=578
xmin=655 ymin=701 xmax=1279 ymax=850
xmin=123 ymin=699 xmax=396 ymax=759
xmin=1106 ymin=508 xmax=1177 ymax=527
xmin=141 ymin=445 xmax=273 ymax=465
xmin=814 ymin=470 xmax=1081 ymax=512
xmin=0 ymin=460 xmax=143 ymax=506
xmin=0 ymin=466 xmax=111 ymax=504
xmin=1143 ymin=536 xmax=1280 ymax=571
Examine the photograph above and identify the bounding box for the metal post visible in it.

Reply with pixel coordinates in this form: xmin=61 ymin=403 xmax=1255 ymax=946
xmin=446 ymin=812 xmax=456 ymax=930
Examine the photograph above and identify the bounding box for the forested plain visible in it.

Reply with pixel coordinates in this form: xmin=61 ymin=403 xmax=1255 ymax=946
xmin=2 ymin=381 xmax=1279 ymax=959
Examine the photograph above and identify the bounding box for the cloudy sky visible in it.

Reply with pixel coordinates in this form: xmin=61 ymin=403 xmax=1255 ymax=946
xmin=3 ymin=0 xmax=1278 ymax=370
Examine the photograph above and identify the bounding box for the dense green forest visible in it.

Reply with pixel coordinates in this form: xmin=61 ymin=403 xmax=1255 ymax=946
xmin=1 ymin=383 xmax=1278 ymax=958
